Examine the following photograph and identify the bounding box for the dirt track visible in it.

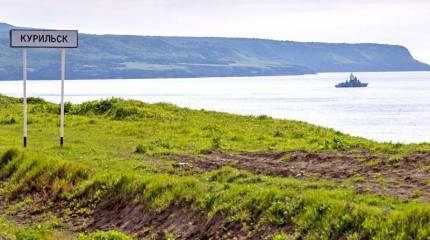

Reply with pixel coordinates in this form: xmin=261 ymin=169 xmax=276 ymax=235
xmin=169 ymin=149 xmax=430 ymax=200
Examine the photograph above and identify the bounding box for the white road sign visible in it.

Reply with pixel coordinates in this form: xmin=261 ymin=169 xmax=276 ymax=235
xmin=10 ymin=29 xmax=79 ymax=147
xmin=10 ymin=29 xmax=78 ymax=48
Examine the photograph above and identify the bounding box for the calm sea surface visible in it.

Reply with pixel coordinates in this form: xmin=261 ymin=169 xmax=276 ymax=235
xmin=1 ymin=71 xmax=430 ymax=143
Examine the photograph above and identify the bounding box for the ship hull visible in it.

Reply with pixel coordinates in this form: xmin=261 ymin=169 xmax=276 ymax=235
xmin=335 ymin=83 xmax=368 ymax=88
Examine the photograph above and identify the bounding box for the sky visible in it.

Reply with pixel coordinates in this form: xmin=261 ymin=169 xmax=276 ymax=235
xmin=1 ymin=0 xmax=429 ymax=63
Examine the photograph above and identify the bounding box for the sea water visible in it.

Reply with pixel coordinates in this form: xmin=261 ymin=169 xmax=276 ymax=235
xmin=1 ymin=71 xmax=429 ymax=143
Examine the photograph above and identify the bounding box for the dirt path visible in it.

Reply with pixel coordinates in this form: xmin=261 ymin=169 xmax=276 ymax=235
xmin=169 ymin=149 xmax=430 ymax=200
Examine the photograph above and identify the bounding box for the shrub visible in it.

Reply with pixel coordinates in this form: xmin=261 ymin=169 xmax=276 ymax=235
xmin=134 ymin=144 xmax=147 ymax=154
xmin=0 ymin=117 xmax=16 ymax=125
xmin=69 ymin=98 xmax=173 ymax=121
xmin=0 ymin=94 xmax=20 ymax=107
xmin=111 ymin=106 xmax=140 ymax=120
xmin=152 ymin=139 xmax=173 ymax=150
xmin=257 ymin=114 xmax=271 ymax=120
xmin=324 ymin=138 xmax=347 ymax=150
xmin=26 ymin=97 xmax=48 ymax=104
xmin=70 ymin=98 xmax=117 ymax=115
xmin=212 ymin=136 xmax=222 ymax=149
xmin=273 ymin=130 xmax=284 ymax=137
xmin=64 ymin=101 xmax=73 ymax=113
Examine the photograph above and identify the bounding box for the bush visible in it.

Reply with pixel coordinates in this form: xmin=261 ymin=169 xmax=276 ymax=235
xmin=134 ymin=144 xmax=147 ymax=154
xmin=112 ymin=106 xmax=140 ymax=120
xmin=0 ymin=94 xmax=20 ymax=107
xmin=323 ymin=138 xmax=347 ymax=150
xmin=212 ymin=136 xmax=222 ymax=149
xmin=69 ymin=98 xmax=173 ymax=121
xmin=26 ymin=97 xmax=48 ymax=104
xmin=70 ymin=98 xmax=117 ymax=115
xmin=273 ymin=130 xmax=284 ymax=137
xmin=257 ymin=114 xmax=271 ymax=120
xmin=0 ymin=117 xmax=16 ymax=125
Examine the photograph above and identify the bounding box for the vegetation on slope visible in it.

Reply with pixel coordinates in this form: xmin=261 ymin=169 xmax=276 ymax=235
xmin=1 ymin=22 xmax=429 ymax=80
xmin=0 ymin=215 xmax=131 ymax=240
xmin=0 ymin=94 xmax=430 ymax=239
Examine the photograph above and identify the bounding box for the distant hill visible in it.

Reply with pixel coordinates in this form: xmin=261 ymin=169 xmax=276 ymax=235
xmin=0 ymin=23 xmax=14 ymax=32
xmin=0 ymin=22 xmax=429 ymax=80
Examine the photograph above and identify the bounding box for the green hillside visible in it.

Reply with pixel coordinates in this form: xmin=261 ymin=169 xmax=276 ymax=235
xmin=1 ymin=22 xmax=429 ymax=80
xmin=1 ymin=94 xmax=430 ymax=239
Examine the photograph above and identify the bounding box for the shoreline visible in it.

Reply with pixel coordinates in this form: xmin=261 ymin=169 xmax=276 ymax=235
xmin=1 ymin=70 xmax=430 ymax=81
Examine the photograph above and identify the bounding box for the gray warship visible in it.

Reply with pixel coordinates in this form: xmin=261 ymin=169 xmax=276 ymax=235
xmin=335 ymin=73 xmax=368 ymax=88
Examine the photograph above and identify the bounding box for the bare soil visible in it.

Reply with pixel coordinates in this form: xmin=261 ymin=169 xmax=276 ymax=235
xmin=0 ymin=193 xmax=290 ymax=240
xmin=169 ymin=149 xmax=430 ymax=200
xmin=88 ymin=197 xmax=291 ymax=239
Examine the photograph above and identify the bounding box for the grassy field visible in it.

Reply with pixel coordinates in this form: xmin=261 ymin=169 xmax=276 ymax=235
xmin=0 ymin=94 xmax=430 ymax=239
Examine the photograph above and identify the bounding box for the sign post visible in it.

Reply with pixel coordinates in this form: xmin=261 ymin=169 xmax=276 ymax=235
xmin=23 ymin=48 xmax=27 ymax=147
xmin=10 ymin=29 xmax=78 ymax=147
xmin=60 ymin=48 xmax=65 ymax=147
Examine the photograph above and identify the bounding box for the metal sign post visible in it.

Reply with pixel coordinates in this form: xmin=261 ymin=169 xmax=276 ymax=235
xmin=10 ymin=29 xmax=78 ymax=147
xmin=60 ymin=49 xmax=65 ymax=147
xmin=22 ymin=48 xmax=27 ymax=147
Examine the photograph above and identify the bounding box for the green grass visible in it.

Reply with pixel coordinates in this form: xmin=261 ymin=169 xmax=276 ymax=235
xmin=77 ymin=231 xmax=134 ymax=240
xmin=1 ymin=96 xmax=428 ymax=165
xmin=0 ymin=214 xmax=71 ymax=240
xmin=0 ymin=215 xmax=132 ymax=240
xmin=0 ymin=216 xmax=19 ymax=239
xmin=1 ymin=95 xmax=430 ymax=239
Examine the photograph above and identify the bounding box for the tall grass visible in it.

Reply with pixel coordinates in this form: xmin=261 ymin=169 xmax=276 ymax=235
xmin=0 ymin=149 xmax=89 ymax=199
